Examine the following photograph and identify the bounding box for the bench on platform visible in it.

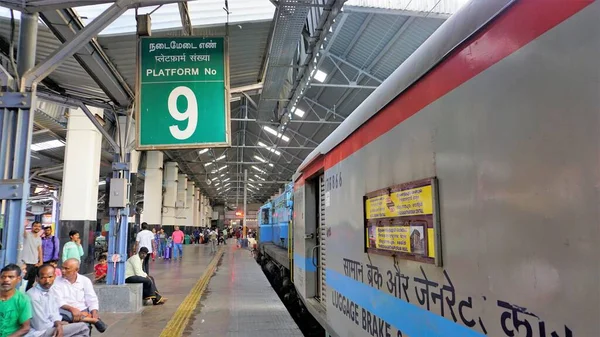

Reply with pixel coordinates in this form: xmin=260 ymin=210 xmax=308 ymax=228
xmin=94 ymin=283 xmax=144 ymax=313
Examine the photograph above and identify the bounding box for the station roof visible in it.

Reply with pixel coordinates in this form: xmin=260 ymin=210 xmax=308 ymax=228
xmin=0 ymin=0 xmax=468 ymax=205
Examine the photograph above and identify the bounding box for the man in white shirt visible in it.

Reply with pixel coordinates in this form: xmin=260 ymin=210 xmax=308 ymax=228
xmin=27 ymin=264 xmax=91 ymax=336
xmin=49 ymin=259 xmax=106 ymax=333
xmin=22 ymin=221 xmax=43 ymax=291
xmin=134 ymin=223 xmax=155 ymax=274
xmin=208 ymin=228 xmax=218 ymax=253
xmin=125 ymin=247 xmax=166 ymax=305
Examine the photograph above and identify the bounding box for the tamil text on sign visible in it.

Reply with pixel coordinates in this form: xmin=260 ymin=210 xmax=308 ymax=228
xmin=136 ymin=37 xmax=230 ymax=150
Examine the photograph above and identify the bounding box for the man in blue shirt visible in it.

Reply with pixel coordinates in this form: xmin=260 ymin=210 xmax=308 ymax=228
xmin=27 ymin=264 xmax=90 ymax=336
xmin=192 ymin=229 xmax=200 ymax=244
xmin=41 ymin=226 xmax=60 ymax=264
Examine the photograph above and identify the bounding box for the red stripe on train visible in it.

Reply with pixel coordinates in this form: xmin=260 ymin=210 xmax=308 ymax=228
xmin=306 ymin=0 xmax=593 ymax=173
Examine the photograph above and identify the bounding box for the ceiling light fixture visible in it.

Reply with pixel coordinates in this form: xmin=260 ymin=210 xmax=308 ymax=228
xmin=252 ymin=166 xmax=266 ymax=174
xmin=198 ymin=149 xmax=209 ymax=154
xmin=293 ymin=107 xmax=305 ymax=118
xmin=314 ymin=70 xmax=327 ymax=83
xmin=262 ymin=126 xmax=290 ymax=142
xmin=257 ymin=141 xmax=281 ymax=155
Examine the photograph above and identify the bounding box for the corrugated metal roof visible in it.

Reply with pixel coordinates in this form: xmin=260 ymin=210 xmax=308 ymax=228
xmin=284 ymin=10 xmax=447 ymax=165
xmin=346 ymin=14 xmax=410 ymax=67
xmin=0 ymin=18 xmax=105 ymax=101
xmin=0 ymin=2 xmax=460 ymax=203
xmin=98 ymin=20 xmax=272 ymax=91
xmin=74 ymin=0 xmax=275 ymax=36
xmin=0 ymin=16 xmax=271 ymax=103
xmin=344 ymin=0 xmax=469 ymax=15
xmin=371 ymin=17 xmax=443 ymax=78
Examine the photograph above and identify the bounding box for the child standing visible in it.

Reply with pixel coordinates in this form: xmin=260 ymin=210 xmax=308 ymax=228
xmin=164 ymin=237 xmax=173 ymax=260
xmin=94 ymin=255 xmax=108 ymax=283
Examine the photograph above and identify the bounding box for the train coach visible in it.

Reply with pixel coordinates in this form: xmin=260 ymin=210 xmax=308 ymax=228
xmin=286 ymin=0 xmax=598 ymax=336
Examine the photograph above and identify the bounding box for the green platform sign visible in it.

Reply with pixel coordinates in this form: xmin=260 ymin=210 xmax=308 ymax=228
xmin=136 ymin=37 xmax=231 ymax=150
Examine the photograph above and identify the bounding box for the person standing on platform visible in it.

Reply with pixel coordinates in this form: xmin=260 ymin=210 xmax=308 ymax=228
xmin=193 ymin=228 xmax=200 ymax=244
xmin=152 ymin=228 xmax=159 ymax=261
xmin=23 ymin=221 xmax=44 ymax=291
xmin=158 ymin=228 xmax=166 ymax=258
xmin=61 ymin=230 xmax=84 ymax=263
xmin=208 ymin=228 xmax=218 ymax=253
xmin=222 ymin=228 xmax=228 ymax=245
xmin=171 ymin=226 xmax=184 ymax=260
xmin=134 ymin=223 xmax=155 ymax=274
xmin=41 ymin=225 xmax=59 ymax=264
xmin=125 ymin=247 xmax=167 ymax=305
xmin=164 ymin=236 xmax=173 ymax=260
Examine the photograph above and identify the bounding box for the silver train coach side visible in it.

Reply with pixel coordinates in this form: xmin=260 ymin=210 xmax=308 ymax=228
xmin=291 ymin=0 xmax=598 ymax=336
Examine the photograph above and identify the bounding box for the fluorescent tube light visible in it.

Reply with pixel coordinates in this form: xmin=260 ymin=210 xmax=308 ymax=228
xmin=314 ymin=70 xmax=327 ymax=83
xmin=262 ymin=126 xmax=290 ymax=142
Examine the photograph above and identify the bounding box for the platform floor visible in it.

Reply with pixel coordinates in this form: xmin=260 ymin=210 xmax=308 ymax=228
xmin=100 ymin=241 xmax=303 ymax=337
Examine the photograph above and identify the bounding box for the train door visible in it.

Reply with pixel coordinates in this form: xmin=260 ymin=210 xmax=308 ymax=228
xmin=316 ymin=174 xmax=327 ymax=304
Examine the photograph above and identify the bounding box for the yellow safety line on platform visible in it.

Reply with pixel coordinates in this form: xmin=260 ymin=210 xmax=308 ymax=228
xmin=159 ymin=246 xmax=225 ymax=337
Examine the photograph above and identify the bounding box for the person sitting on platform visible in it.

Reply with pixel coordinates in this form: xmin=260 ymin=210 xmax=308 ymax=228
xmin=49 ymin=259 xmax=107 ymax=333
xmin=125 ymin=247 xmax=167 ymax=305
xmin=0 ymin=264 xmax=32 ymax=337
xmin=27 ymin=264 xmax=90 ymax=336
xmin=94 ymin=255 xmax=107 ymax=284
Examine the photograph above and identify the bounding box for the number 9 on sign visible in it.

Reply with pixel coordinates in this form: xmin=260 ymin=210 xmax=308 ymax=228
xmin=168 ymin=86 xmax=198 ymax=140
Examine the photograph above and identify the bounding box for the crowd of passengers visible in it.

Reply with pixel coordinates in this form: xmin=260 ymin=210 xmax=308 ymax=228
xmin=0 ymin=221 xmax=171 ymax=337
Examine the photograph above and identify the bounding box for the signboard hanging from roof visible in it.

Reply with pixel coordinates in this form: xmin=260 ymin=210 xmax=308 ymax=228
xmin=136 ymin=37 xmax=231 ymax=150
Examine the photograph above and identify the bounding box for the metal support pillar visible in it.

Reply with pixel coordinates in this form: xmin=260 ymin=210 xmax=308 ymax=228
xmin=243 ymin=169 xmax=247 ymax=239
xmin=0 ymin=12 xmax=38 ymax=267
xmin=17 ymin=13 xmax=39 ymax=78
xmin=21 ymin=0 xmax=131 ymax=92
xmin=107 ymin=154 xmax=131 ymax=285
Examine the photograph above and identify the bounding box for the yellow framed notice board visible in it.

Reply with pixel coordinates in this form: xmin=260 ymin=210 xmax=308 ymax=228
xmin=364 ymin=177 xmax=442 ymax=266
